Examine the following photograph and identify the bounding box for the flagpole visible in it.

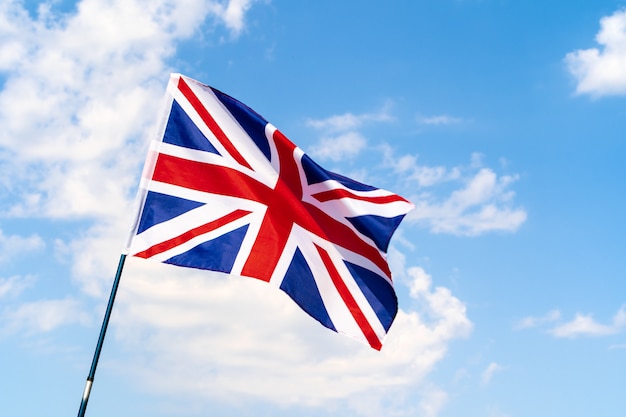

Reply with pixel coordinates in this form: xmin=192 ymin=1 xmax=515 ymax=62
xmin=77 ymin=254 xmax=127 ymax=417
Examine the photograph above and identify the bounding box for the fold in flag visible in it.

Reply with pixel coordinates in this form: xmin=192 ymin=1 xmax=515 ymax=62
xmin=125 ymin=74 xmax=414 ymax=350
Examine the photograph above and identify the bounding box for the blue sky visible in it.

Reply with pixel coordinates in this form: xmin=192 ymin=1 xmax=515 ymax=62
xmin=1 ymin=1 xmax=625 ymax=416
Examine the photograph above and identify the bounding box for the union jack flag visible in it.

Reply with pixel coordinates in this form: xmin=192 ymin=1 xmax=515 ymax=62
xmin=126 ymin=74 xmax=413 ymax=350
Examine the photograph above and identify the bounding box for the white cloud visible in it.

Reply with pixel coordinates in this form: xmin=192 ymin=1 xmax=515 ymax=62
xmin=417 ymin=114 xmax=464 ymax=125
xmin=488 ymin=406 xmax=512 ymax=417
xmin=385 ymin=150 xmax=461 ymax=188
xmin=1 ymin=296 xmax=91 ymax=334
xmin=409 ymin=167 xmax=526 ymax=236
xmin=0 ymin=275 xmax=35 ymax=299
xmin=516 ymin=309 xmax=561 ymax=330
xmin=0 ymin=3 xmax=475 ymax=415
xmin=0 ymin=229 xmax=45 ymax=263
xmin=403 ymin=266 xmax=473 ymax=342
xmin=565 ymin=8 xmax=626 ymax=96
xmin=418 ymin=385 xmax=448 ymax=417
xmin=61 ymin=218 xmax=133 ymax=297
xmin=381 ymin=147 xmax=526 ymax=236
xmin=99 ymin=253 xmax=471 ymax=416
xmin=481 ymin=362 xmax=504 ymax=385
xmin=213 ymin=0 xmax=260 ymax=36
xmin=551 ymin=314 xmax=615 ymax=337
xmin=518 ymin=306 xmax=626 ymax=338
xmin=307 ymin=114 xmax=526 ymax=238
xmin=550 ymin=305 xmax=626 ymax=338
xmin=306 ymin=107 xmax=393 ymax=161
xmin=0 ymin=0 xmax=264 ymax=318
xmin=0 ymin=0 xmax=259 ymax=220
xmin=309 ymin=131 xmax=367 ymax=162
xmin=306 ymin=107 xmax=393 ymax=132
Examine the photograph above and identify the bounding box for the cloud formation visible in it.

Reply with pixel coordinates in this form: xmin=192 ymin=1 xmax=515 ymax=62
xmin=481 ymin=362 xmax=504 ymax=385
xmin=519 ymin=306 xmax=626 ymax=338
xmin=0 ymin=229 xmax=44 ymax=263
xmin=0 ymin=0 xmax=259 ymax=220
xmin=306 ymin=108 xmax=394 ymax=132
xmin=416 ymin=114 xmax=464 ymax=126
xmin=550 ymin=306 xmax=626 ymax=338
xmin=210 ymin=0 xmax=258 ymax=36
xmin=565 ymin=8 xmax=626 ymax=97
xmin=515 ymin=309 xmax=560 ymax=330
xmin=384 ymin=149 xmax=526 ymax=236
xmin=0 ymin=275 xmax=35 ymax=299
xmin=306 ymin=110 xmax=526 ymax=237
xmin=306 ymin=107 xmax=393 ymax=162
xmin=308 ymin=131 xmax=367 ymax=162
xmin=0 ymin=0 xmax=267 ymax=363
xmin=1 ymin=296 xmax=90 ymax=334
xmin=0 ymin=0 xmax=263 ymax=299
xmin=418 ymin=385 xmax=448 ymax=417
xmin=0 ymin=2 xmax=473 ymax=416
xmin=106 ymin=254 xmax=471 ymax=416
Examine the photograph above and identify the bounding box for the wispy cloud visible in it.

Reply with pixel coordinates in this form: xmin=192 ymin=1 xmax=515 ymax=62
xmin=306 ymin=110 xmax=525 ymax=238
xmin=306 ymin=107 xmax=393 ymax=132
xmin=516 ymin=309 xmax=561 ymax=330
xmin=210 ymin=0 xmax=260 ymax=37
xmin=481 ymin=362 xmax=505 ymax=385
xmin=384 ymin=149 xmax=526 ymax=236
xmin=0 ymin=275 xmax=35 ymax=299
xmin=488 ymin=406 xmax=512 ymax=417
xmin=389 ymin=153 xmax=461 ymax=188
xmin=417 ymin=114 xmax=464 ymax=125
xmin=0 ymin=229 xmax=44 ymax=263
xmin=1 ymin=297 xmax=91 ymax=334
xmin=306 ymin=106 xmax=393 ymax=162
xmin=418 ymin=385 xmax=448 ymax=417
xmin=565 ymin=8 xmax=626 ymax=97
xmin=550 ymin=306 xmax=626 ymax=338
xmin=519 ymin=306 xmax=626 ymax=338
xmin=308 ymin=131 xmax=367 ymax=162
xmin=414 ymin=168 xmax=526 ymax=235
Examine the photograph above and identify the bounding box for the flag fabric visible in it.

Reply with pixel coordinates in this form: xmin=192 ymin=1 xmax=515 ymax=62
xmin=125 ymin=74 xmax=413 ymax=350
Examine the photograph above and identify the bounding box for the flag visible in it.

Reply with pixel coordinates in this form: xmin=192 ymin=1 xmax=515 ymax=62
xmin=125 ymin=74 xmax=413 ymax=350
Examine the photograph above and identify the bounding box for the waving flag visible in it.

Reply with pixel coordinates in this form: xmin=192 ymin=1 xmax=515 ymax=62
xmin=125 ymin=74 xmax=413 ymax=350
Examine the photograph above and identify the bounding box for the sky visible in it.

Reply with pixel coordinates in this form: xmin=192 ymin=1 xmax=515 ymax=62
xmin=0 ymin=1 xmax=625 ymax=416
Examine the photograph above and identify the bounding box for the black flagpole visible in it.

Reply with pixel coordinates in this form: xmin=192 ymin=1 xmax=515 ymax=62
xmin=77 ymin=254 xmax=127 ymax=417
